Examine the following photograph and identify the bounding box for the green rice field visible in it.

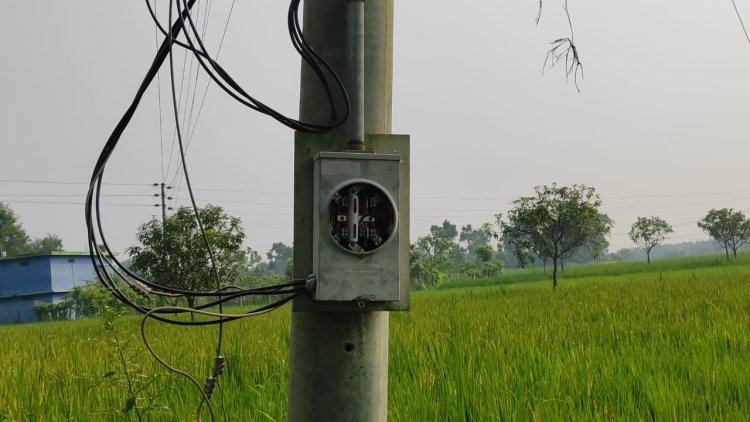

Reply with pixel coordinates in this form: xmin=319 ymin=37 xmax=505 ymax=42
xmin=1 ymin=254 xmax=749 ymax=420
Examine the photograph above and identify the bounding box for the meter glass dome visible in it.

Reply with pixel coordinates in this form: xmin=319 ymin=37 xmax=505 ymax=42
xmin=327 ymin=181 xmax=397 ymax=254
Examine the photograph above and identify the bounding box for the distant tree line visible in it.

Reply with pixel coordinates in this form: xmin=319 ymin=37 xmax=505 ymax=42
xmin=9 ymin=188 xmax=750 ymax=307
xmin=413 ymin=185 xmax=750 ymax=290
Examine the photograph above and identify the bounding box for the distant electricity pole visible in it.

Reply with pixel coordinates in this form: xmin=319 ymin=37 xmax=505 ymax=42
xmin=289 ymin=0 xmax=409 ymax=421
xmin=153 ymin=182 xmax=173 ymax=227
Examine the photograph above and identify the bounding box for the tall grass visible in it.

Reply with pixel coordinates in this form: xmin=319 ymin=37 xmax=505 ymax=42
xmin=1 ymin=256 xmax=749 ymax=420
xmin=392 ymin=266 xmax=750 ymax=420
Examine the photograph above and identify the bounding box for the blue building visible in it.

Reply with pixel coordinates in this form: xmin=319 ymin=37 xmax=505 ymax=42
xmin=0 ymin=252 xmax=98 ymax=323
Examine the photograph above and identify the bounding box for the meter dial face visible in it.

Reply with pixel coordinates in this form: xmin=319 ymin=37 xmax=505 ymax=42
xmin=327 ymin=182 xmax=397 ymax=254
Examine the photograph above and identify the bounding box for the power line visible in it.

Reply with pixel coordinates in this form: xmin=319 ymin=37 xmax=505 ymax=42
xmin=5 ymin=200 xmax=152 ymax=207
xmin=167 ymin=0 xmax=237 ymax=206
xmin=171 ymin=197 xmax=291 ymax=207
xmin=0 ymin=193 xmax=150 ymax=198
xmin=0 ymin=179 xmax=150 ymax=187
xmin=3 ymin=178 xmax=749 ymax=201
xmin=731 ymin=0 xmax=750 ymax=47
xmin=180 ymin=186 xmax=293 ymax=195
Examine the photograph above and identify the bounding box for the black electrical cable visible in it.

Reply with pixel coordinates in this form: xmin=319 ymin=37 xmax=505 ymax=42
xmin=172 ymin=0 xmax=343 ymax=131
xmin=93 ymin=251 xmax=306 ymax=325
xmin=85 ymin=2 xmax=340 ymax=419
xmin=87 ymin=0 xmax=346 ymax=302
xmin=85 ymin=0 xmax=309 ymax=311
xmin=144 ymin=0 xmax=349 ymax=133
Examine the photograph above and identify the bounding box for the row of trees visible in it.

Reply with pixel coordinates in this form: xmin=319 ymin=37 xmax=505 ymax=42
xmin=0 ymin=203 xmax=64 ymax=257
xmin=124 ymin=188 xmax=746 ymax=295
xmin=6 ymin=188 xmax=749 ymax=302
xmin=627 ymin=209 xmax=750 ymax=264
xmin=480 ymin=185 xmax=750 ymax=289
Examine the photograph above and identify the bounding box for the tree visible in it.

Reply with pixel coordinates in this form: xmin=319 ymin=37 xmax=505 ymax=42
xmin=628 ymin=216 xmax=673 ymax=264
xmin=236 ymin=247 xmax=270 ymax=283
xmin=127 ymin=205 xmax=247 ymax=309
xmin=475 ymin=244 xmax=494 ymax=264
xmin=499 ymin=184 xmax=612 ymax=288
xmin=418 ymin=221 xmax=458 ymax=261
xmin=0 ymin=202 xmax=30 ymax=257
xmin=558 ymin=213 xmax=611 ymax=269
xmin=28 ymin=233 xmax=64 ymax=254
xmin=475 ymin=244 xmax=502 ymax=278
xmin=266 ymin=242 xmax=293 ymax=275
xmin=0 ymin=203 xmax=66 ymax=257
xmin=459 ymin=223 xmax=494 ymax=265
xmin=411 ymin=220 xmax=459 ymax=287
xmin=698 ymin=208 xmax=750 ymax=259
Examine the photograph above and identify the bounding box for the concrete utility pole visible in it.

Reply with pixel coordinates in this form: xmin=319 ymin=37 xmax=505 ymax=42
xmin=288 ymin=1 xmax=402 ymax=421
xmin=153 ymin=182 xmax=172 ymax=228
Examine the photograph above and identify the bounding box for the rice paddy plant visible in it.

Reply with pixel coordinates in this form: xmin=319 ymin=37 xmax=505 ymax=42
xmin=0 ymin=259 xmax=748 ymax=420
xmin=390 ymin=266 xmax=750 ymax=420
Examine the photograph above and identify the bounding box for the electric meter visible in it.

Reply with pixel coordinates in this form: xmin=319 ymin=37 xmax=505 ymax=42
xmin=327 ymin=181 xmax=397 ymax=254
xmin=313 ymin=152 xmax=401 ymax=302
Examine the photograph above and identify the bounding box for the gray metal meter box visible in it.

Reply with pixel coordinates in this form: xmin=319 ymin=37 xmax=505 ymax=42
xmin=313 ymin=152 xmax=401 ymax=302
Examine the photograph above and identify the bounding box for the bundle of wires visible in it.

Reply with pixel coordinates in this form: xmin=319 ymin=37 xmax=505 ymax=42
xmin=85 ymin=1 xmax=347 ymax=420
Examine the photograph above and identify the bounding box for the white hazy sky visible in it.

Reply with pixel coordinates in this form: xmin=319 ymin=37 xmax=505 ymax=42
xmin=1 ymin=1 xmax=749 ymax=259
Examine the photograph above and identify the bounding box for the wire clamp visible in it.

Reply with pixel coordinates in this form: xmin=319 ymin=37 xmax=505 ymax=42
xmin=213 ymin=355 xmax=226 ymax=377
xmin=305 ymin=274 xmax=317 ymax=294
xmin=203 ymin=376 xmax=217 ymax=399
xmin=203 ymin=355 xmax=226 ymax=399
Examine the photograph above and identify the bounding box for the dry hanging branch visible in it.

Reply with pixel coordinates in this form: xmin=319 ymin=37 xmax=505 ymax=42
xmin=538 ymin=0 xmax=584 ymax=91
xmin=543 ymin=37 xmax=583 ymax=91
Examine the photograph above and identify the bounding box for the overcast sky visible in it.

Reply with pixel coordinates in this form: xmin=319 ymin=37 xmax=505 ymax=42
xmin=1 ymin=0 xmax=749 ymax=259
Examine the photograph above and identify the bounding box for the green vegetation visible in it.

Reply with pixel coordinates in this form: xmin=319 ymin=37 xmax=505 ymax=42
xmin=499 ymin=184 xmax=612 ymax=288
xmin=1 ymin=253 xmax=750 ymax=420
xmin=411 ymin=220 xmax=503 ymax=288
xmin=0 ymin=202 xmax=63 ymax=257
xmin=628 ymin=216 xmax=673 ymax=264
xmin=128 ymin=205 xmax=247 ymax=309
xmin=443 ymin=251 xmax=750 ymax=291
xmin=698 ymin=208 xmax=750 ymax=259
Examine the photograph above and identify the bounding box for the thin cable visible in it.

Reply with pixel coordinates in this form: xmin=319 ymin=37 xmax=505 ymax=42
xmin=11 ymin=200 xmax=153 ymax=207
xmin=730 ymin=0 xmax=750 ymax=47
xmin=140 ymin=291 xmax=304 ymax=421
xmin=155 ymin=4 xmax=166 ymax=184
xmin=0 ymin=193 xmax=151 ymax=198
xmin=2 ymin=179 xmax=149 ymax=186
xmin=168 ymin=0 xmax=236 ymax=208
xmin=141 ymin=307 xmax=215 ymax=422
xmin=167 ymin=0 xmax=226 ymax=358
xmin=144 ymin=0 xmax=349 ymax=133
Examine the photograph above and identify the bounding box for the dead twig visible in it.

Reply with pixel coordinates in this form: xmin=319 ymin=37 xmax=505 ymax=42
xmin=540 ymin=0 xmax=584 ymax=91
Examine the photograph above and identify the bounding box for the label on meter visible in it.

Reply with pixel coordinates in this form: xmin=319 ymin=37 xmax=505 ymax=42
xmin=327 ymin=182 xmax=396 ymax=254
